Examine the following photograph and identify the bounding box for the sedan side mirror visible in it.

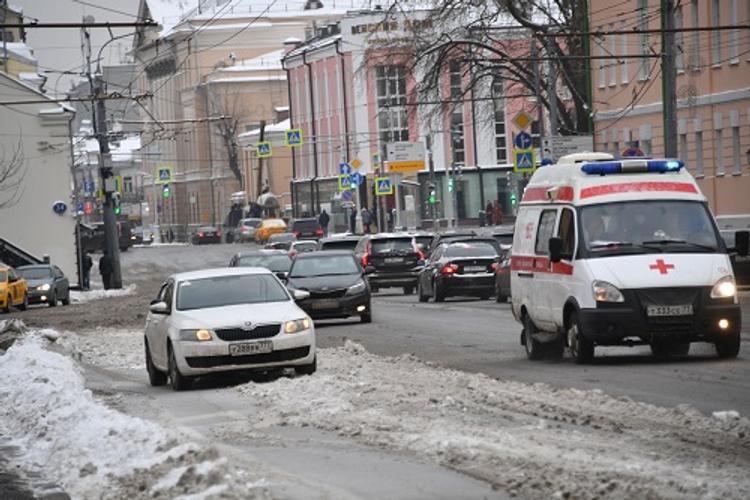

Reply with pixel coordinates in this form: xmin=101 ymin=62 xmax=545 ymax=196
xmin=548 ymin=237 xmax=563 ymax=264
xmin=275 ymin=271 xmax=288 ymax=281
xmin=149 ymin=301 xmax=170 ymax=314
xmin=364 ymin=266 xmax=376 ymax=275
xmin=292 ymin=289 xmax=310 ymax=301
xmin=735 ymin=230 xmax=749 ymax=257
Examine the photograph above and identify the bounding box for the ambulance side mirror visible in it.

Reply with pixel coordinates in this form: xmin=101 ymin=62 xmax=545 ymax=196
xmin=548 ymin=237 xmax=563 ymax=263
xmin=736 ymin=230 xmax=749 ymax=257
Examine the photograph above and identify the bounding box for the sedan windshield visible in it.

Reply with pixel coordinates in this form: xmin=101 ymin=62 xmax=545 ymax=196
xmin=372 ymin=238 xmax=414 ymax=254
xmin=18 ymin=267 xmax=52 ymax=280
xmin=445 ymin=243 xmax=498 ymax=258
xmin=176 ymin=274 xmax=289 ymax=311
xmin=581 ymin=200 xmax=720 ymax=255
xmin=289 ymin=255 xmax=359 ymax=278
xmin=237 ymin=255 xmax=291 ymax=272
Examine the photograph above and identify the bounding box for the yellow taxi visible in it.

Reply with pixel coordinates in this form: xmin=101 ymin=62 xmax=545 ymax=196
xmin=1 ymin=265 xmax=28 ymax=313
xmin=255 ymin=218 xmax=288 ymax=243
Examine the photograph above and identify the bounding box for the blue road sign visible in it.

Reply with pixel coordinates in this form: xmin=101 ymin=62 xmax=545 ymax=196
xmin=375 ymin=177 xmax=393 ymax=196
xmin=285 ymin=129 xmax=303 ymax=146
xmin=76 ymin=201 xmax=84 ymax=214
xmin=257 ymin=142 xmax=272 ymax=157
xmin=350 ymin=171 xmax=363 ymax=186
xmin=514 ymin=131 xmax=533 ymax=149
xmin=84 ymin=180 xmax=95 ymax=194
xmin=341 ymin=190 xmax=353 ymax=201
xmin=340 ymin=162 xmax=352 ymax=175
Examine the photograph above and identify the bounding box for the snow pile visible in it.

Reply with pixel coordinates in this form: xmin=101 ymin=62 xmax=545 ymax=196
xmin=70 ymin=283 xmax=137 ymax=303
xmin=0 ymin=328 xmax=272 ymax=499
xmin=60 ymin=328 xmax=145 ymax=371
xmin=238 ymin=341 xmax=750 ymax=500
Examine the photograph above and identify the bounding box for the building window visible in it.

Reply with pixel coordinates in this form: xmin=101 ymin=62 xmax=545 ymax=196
xmin=691 ymin=0 xmax=700 ymax=70
xmin=609 ymin=23 xmax=617 ymax=86
xmin=375 ymin=65 xmax=409 ymax=148
xmin=729 ymin=0 xmax=740 ymax=63
xmin=638 ymin=0 xmax=650 ymax=80
xmin=449 ymin=60 xmax=465 ymax=165
xmin=612 ymin=141 xmax=619 ymax=157
xmin=715 ymin=129 xmax=724 ymax=176
xmin=492 ymin=77 xmax=507 ymax=163
xmin=620 ymin=20 xmax=629 ymax=83
xmin=597 ymin=29 xmax=606 ymax=88
xmin=123 ymin=176 xmax=133 ymax=193
xmin=711 ymin=0 xmax=721 ymax=65
xmin=679 ymin=133 xmax=688 ymax=161
xmin=695 ymin=131 xmax=704 ymax=177
xmin=732 ymin=125 xmax=741 ymax=174
xmin=674 ymin=4 xmax=684 ymax=72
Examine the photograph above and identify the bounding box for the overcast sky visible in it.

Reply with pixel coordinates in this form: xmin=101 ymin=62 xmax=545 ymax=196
xmin=13 ymin=0 xmax=140 ymax=94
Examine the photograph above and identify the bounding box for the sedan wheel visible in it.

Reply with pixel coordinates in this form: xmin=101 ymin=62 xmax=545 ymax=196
xmin=49 ymin=291 xmax=57 ymax=307
xmin=295 ymin=356 xmax=317 ymax=376
xmin=432 ymin=280 xmax=445 ymax=302
xmin=145 ymin=340 xmax=167 ymax=386
xmin=61 ymin=291 xmax=71 ymax=306
xmin=417 ymin=281 xmax=428 ymax=303
xmin=18 ymin=293 xmax=28 ymax=311
xmin=3 ymin=295 xmax=11 ymax=313
xmin=168 ymin=345 xmax=192 ymax=391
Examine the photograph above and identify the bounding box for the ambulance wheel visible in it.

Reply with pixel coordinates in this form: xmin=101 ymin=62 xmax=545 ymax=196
xmin=567 ymin=312 xmax=594 ymax=364
xmin=522 ymin=314 xmax=545 ymax=361
xmin=715 ymin=333 xmax=740 ymax=359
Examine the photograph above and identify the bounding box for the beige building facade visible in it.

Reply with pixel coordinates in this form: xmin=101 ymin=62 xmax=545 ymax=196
xmin=591 ymin=0 xmax=750 ymax=216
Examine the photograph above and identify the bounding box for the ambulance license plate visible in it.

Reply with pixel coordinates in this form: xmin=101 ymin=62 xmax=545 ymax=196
xmin=229 ymin=341 xmax=273 ymax=356
xmin=647 ymin=305 xmax=693 ymax=317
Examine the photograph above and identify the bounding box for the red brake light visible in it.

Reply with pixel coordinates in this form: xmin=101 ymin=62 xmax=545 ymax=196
xmin=198 ymin=231 xmax=204 ymax=237
xmin=441 ymin=263 xmax=459 ymax=275
xmin=289 ymin=249 xmax=297 ymax=257
xmin=490 ymin=262 xmax=499 ymax=271
xmin=293 ymin=230 xmax=301 ymax=237
xmin=315 ymin=228 xmax=324 ymax=236
xmin=217 ymin=230 xmax=222 ymax=237
xmin=417 ymin=249 xmax=425 ymax=261
xmin=361 ymin=253 xmax=369 ymax=267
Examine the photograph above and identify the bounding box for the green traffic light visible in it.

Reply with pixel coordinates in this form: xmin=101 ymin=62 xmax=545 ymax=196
xmin=162 ymin=185 xmax=170 ymax=198
xmin=114 ymin=206 xmax=121 ymax=215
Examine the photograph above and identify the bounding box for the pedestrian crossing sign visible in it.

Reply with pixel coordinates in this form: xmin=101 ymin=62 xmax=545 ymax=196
xmin=156 ymin=166 xmax=172 ymax=184
xmin=339 ymin=174 xmax=352 ymax=191
xmin=375 ymin=176 xmax=393 ymax=196
xmin=256 ymin=141 xmax=272 ymax=158
xmin=513 ymin=148 xmax=536 ymax=173
xmin=285 ymin=129 xmax=303 ymax=147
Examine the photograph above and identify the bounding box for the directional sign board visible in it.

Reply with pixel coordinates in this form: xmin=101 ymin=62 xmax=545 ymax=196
xmin=386 ymin=141 xmax=425 ymax=173
xmin=256 ymin=141 xmax=272 ymax=158
xmin=375 ymin=176 xmax=393 ymax=196
xmin=514 ymin=131 xmax=533 ymax=149
xmin=541 ymin=135 xmax=594 ymax=161
xmin=156 ymin=166 xmax=172 ymax=184
xmin=340 ymin=162 xmax=352 ymax=175
xmin=284 ymin=129 xmax=303 ymax=147
xmin=350 ymin=171 xmax=364 ymax=187
xmin=513 ymin=148 xmax=536 ymax=173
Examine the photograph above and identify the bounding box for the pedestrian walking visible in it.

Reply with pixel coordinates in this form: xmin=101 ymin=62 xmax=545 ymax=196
xmin=318 ymin=209 xmax=330 ymax=236
xmin=485 ymin=202 xmax=494 ymax=226
xmin=349 ymin=208 xmax=357 ymax=234
xmin=99 ymin=252 xmax=113 ymax=290
xmin=494 ymin=200 xmax=503 ymax=225
xmin=82 ymin=250 xmax=93 ymax=290
xmin=361 ymin=207 xmax=372 ymax=233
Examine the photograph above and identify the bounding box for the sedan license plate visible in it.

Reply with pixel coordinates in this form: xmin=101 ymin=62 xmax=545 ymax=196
xmin=463 ymin=266 xmax=487 ymax=273
xmin=312 ymin=299 xmax=339 ymax=310
xmin=229 ymin=340 xmax=273 ymax=356
xmin=385 ymin=257 xmax=404 ymax=264
xmin=647 ymin=305 xmax=693 ymax=317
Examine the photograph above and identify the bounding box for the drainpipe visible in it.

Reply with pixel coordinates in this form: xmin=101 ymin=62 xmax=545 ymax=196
xmin=335 ymin=38 xmax=351 ymax=162
xmin=470 ymin=88 xmax=484 ymax=214
xmin=303 ymin=49 xmax=319 ymax=214
xmin=282 ymin=59 xmax=297 ymax=218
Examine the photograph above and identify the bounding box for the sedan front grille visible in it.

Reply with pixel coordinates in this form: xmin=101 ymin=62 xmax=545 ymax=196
xmin=186 ymin=346 xmax=310 ymax=368
xmin=215 ymin=324 xmax=281 ymax=341
xmin=309 ymin=288 xmax=347 ymax=299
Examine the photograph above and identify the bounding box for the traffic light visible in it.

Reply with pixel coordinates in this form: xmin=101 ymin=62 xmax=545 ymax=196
xmin=510 ymin=192 xmax=517 ymax=206
xmin=427 ymin=182 xmax=436 ymax=204
xmin=162 ymin=184 xmax=171 ymax=199
xmin=447 ymin=177 xmax=454 ymax=193
xmin=112 ymin=192 xmax=121 ymax=215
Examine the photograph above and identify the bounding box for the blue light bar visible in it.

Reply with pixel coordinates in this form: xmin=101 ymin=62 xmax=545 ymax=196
xmin=581 ymin=159 xmax=685 ymax=175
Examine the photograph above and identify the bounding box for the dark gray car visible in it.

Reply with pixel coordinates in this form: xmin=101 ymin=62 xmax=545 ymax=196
xmin=17 ymin=264 xmax=70 ymax=307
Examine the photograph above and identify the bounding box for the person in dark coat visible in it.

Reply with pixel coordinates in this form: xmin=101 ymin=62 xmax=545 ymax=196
xmin=349 ymin=208 xmax=357 ymax=234
xmin=361 ymin=207 xmax=372 ymax=234
xmin=485 ymin=202 xmax=494 ymax=226
xmin=99 ymin=252 xmax=113 ymax=290
xmin=82 ymin=250 xmax=93 ymax=290
xmin=318 ymin=210 xmax=330 ymax=236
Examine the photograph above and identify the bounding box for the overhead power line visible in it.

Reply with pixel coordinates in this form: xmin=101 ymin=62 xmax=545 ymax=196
xmin=0 ymin=93 xmax=152 ymax=106
xmin=534 ymin=24 xmax=750 ymax=37
xmin=0 ymin=21 xmax=156 ymax=28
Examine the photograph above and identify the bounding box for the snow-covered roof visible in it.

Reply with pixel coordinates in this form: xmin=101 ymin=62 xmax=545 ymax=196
xmin=237 ymin=118 xmax=290 ymax=140
xmin=3 ymin=42 xmax=37 ymax=64
xmin=110 ymin=135 xmax=142 ymax=162
xmin=218 ymin=48 xmax=285 ymax=72
xmin=209 ymin=75 xmax=287 ymax=84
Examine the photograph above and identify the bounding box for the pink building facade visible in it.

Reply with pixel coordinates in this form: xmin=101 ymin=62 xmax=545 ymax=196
xmin=591 ymin=0 xmax=750 ymax=217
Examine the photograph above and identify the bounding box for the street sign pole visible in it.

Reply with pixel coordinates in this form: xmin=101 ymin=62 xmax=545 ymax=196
xmin=393 ymin=172 xmax=401 ymax=230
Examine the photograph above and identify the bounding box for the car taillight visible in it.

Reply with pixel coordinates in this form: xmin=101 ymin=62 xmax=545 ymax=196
xmin=217 ymin=230 xmax=222 ymax=237
xmin=293 ymin=230 xmax=301 ymax=238
xmin=289 ymin=249 xmax=297 ymax=257
xmin=361 ymin=253 xmax=370 ymax=267
xmin=417 ymin=249 xmax=425 ymax=261
xmin=490 ymin=262 xmax=499 ymax=272
xmin=198 ymin=231 xmax=204 ymax=237
xmin=315 ymin=228 xmax=324 ymax=236
xmin=441 ymin=263 xmax=459 ymax=275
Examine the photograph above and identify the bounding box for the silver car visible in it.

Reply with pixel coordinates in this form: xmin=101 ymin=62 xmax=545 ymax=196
xmin=144 ymin=267 xmax=315 ymax=391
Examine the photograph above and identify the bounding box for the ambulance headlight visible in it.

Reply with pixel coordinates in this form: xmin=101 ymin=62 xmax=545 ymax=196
xmin=711 ymin=276 xmax=737 ymax=302
xmin=592 ymin=280 xmax=624 ymax=303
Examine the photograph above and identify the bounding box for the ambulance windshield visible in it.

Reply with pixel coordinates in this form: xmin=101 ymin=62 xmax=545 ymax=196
xmin=581 ymin=201 xmax=720 ymax=255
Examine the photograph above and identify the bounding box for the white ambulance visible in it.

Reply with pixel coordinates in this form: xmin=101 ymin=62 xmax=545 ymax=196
xmin=510 ymin=153 xmax=748 ymax=363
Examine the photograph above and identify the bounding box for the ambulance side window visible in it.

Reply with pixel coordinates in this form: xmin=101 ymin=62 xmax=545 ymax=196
xmin=557 ymin=208 xmax=576 ymax=260
xmin=535 ymin=209 xmax=558 ymax=255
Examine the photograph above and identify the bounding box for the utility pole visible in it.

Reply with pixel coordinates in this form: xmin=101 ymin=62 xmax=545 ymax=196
xmin=256 ymin=120 xmax=266 ymax=201
xmin=84 ymin=19 xmax=121 ymax=288
xmin=531 ymin=35 xmax=544 ymax=146
xmin=1 ymin=0 xmax=7 ymax=74
xmin=546 ymin=38 xmax=559 ymax=137
xmin=661 ymin=0 xmax=678 ymax=157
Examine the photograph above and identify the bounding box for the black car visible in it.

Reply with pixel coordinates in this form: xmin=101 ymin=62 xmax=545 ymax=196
xmin=79 ymin=221 xmax=134 ymax=253
xmin=427 ymin=230 xmax=477 ymax=256
xmin=192 ymin=226 xmax=222 ymax=244
xmin=417 ymin=241 xmax=500 ymax=302
xmin=412 ymin=232 xmax=435 ymax=256
xmin=494 ymin=245 xmax=512 ymax=303
xmin=228 ymin=250 xmax=292 ymax=280
xmin=721 ymin=230 xmax=750 ymax=288
xmin=265 ymin=233 xmax=297 ymax=250
xmin=290 ymin=218 xmax=324 ymax=240
xmin=17 ymin=264 xmax=70 ymax=307
xmin=286 ymin=251 xmax=372 ymax=323
xmin=317 ymin=235 xmax=361 ymax=252
xmin=354 ymin=234 xmax=424 ymax=294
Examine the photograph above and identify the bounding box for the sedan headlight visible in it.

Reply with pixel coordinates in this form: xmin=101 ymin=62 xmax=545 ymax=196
xmin=592 ymin=280 xmax=624 ymax=303
xmin=346 ymin=280 xmax=367 ymax=295
xmin=179 ymin=329 xmax=214 ymax=341
xmin=37 ymin=283 xmax=51 ymax=291
xmin=284 ymin=318 xmax=312 ymax=334
xmin=711 ymin=276 xmax=737 ymax=301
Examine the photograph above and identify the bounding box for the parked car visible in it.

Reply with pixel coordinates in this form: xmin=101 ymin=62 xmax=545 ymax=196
xmin=354 ymin=234 xmax=424 ymax=294
xmin=132 ymin=226 xmax=154 ymax=245
xmin=317 ymin=235 xmax=361 ymax=252
xmin=255 ymin=218 xmax=288 ymax=243
xmin=79 ymin=221 xmax=135 ymax=253
xmin=290 ymin=218 xmax=324 ymax=240
xmin=286 ymin=251 xmax=372 ymax=323
xmin=0 ymin=265 xmax=28 ymax=313
xmin=17 ymin=264 xmax=70 ymax=307
xmin=289 ymin=240 xmax=318 ymax=257
xmin=192 ymin=226 xmax=222 ymax=245
xmin=228 ymin=250 xmax=292 ymax=279
xmin=494 ymin=245 xmax=512 ymax=303
xmin=235 ymin=218 xmax=262 ymax=243
xmin=721 ymin=230 xmax=750 ymax=288
xmin=144 ymin=267 xmax=316 ymax=391
xmin=265 ymin=233 xmax=296 ymax=250
xmin=411 ymin=232 xmax=435 ymax=256
xmin=417 ymin=241 xmax=499 ymax=302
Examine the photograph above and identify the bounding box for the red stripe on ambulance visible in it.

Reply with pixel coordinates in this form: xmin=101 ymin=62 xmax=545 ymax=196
xmin=511 ymin=255 xmax=574 ymax=275
xmin=580 ymin=181 xmax=697 ymax=199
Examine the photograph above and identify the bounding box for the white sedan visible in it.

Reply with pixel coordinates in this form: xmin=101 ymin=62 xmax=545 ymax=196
xmin=144 ymin=267 xmax=315 ymax=390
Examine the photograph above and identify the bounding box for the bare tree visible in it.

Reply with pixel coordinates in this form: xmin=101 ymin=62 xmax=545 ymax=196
xmin=0 ymin=138 xmax=26 ymax=209
xmin=375 ymin=0 xmax=592 ymax=135
xmin=209 ymin=88 xmax=249 ymax=189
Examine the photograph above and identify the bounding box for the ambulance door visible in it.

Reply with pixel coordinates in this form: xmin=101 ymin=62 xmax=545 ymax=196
xmin=549 ymin=207 xmax=577 ymax=329
xmin=511 ymin=206 xmax=542 ymax=319
xmin=532 ymin=208 xmax=559 ymax=330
